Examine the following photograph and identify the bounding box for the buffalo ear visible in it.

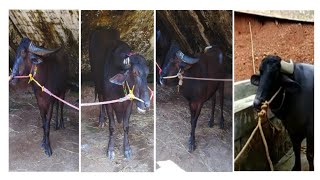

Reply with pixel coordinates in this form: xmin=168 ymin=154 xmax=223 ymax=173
xmin=281 ymin=75 xmax=301 ymax=93
xmin=250 ymin=75 xmax=260 ymax=86
xmin=109 ymin=71 xmax=128 ymax=85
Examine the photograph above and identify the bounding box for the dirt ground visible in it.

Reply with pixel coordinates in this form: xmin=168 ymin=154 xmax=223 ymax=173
xmin=156 ymin=86 xmax=233 ymax=172
xmin=9 ymin=85 xmax=79 ymax=172
xmin=81 ymin=83 xmax=154 ymax=172
xmin=234 ymin=12 xmax=314 ymax=81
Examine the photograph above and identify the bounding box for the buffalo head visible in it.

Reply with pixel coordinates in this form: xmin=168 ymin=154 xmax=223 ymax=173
xmin=110 ymin=54 xmax=151 ymax=113
xmin=160 ymin=50 xmax=199 ymax=86
xmin=251 ymin=55 xmax=301 ymax=110
xmin=10 ymin=38 xmax=58 ymax=85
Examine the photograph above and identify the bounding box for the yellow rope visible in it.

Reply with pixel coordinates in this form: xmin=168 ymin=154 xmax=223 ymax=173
xmin=126 ymin=81 xmax=135 ymax=100
xmin=28 ymin=73 xmax=44 ymax=92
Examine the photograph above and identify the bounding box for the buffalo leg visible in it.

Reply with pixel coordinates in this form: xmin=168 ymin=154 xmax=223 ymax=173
xmin=219 ymin=82 xmax=225 ymax=129
xmin=189 ymin=101 xmax=203 ymax=152
xmin=98 ymin=94 xmax=106 ymax=128
xmin=290 ymin=135 xmax=303 ymax=171
xmin=59 ymin=94 xmax=65 ymax=129
xmin=41 ymin=102 xmax=53 ymax=157
xmin=54 ymin=100 xmax=59 ymax=130
xmin=208 ymin=93 xmax=216 ymax=128
xmin=123 ymin=102 xmax=133 ymax=159
xmin=106 ymin=104 xmax=115 ymax=160
xmin=306 ymin=133 xmax=314 ymax=171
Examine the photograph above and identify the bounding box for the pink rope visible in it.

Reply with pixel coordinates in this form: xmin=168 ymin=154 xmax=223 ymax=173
xmin=10 ymin=75 xmax=79 ymax=111
xmin=156 ymin=62 xmax=162 ymax=75
xmin=148 ymin=86 xmax=154 ymax=101
xmin=81 ymin=96 xmax=130 ymax=106
xmin=43 ymin=88 xmax=79 ymax=111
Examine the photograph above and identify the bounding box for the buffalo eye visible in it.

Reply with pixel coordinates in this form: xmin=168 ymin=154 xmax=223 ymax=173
xmin=20 ymin=49 xmax=26 ymax=57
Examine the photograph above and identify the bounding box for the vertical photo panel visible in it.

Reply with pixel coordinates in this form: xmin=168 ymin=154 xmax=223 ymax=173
xmin=156 ymin=10 xmax=233 ymax=172
xmin=80 ymin=10 xmax=154 ymax=172
xmin=234 ymin=10 xmax=314 ymax=171
xmin=9 ymin=10 xmax=80 ymax=171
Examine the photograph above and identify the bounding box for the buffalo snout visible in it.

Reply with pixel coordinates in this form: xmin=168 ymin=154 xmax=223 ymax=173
xmin=253 ymin=98 xmax=262 ymax=111
xmin=159 ymin=77 xmax=165 ymax=86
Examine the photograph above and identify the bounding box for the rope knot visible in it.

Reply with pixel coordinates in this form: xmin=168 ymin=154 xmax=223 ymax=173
xmin=126 ymin=81 xmax=135 ymax=101
xmin=258 ymin=101 xmax=269 ymax=123
xmin=28 ymin=74 xmax=33 ymax=84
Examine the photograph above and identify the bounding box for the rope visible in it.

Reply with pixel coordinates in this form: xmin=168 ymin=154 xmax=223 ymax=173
xmin=10 ymin=72 xmax=151 ymax=110
xmin=81 ymin=94 xmax=144 ymax=107
xmin=10 ymin=74 xmax=79 ymax=111
xmin=183 ymin=76 xmax=233 ymax=81
xmin=234 ymin=101 xmax=273 ymax=170
xmin=234 ymin=87 xmax=283 ymax=171
xmin=162 ymin=71 xmax=232 ymax=82
xmin=156 ymin=62 xmax=162 ymax=75
xmin=81 ymin=81 xmax=146 ymax=107
xmin=43 ymin=87 xmax=79 ymax=111
xmin=148 ymin=86 xmax=154 ymax=101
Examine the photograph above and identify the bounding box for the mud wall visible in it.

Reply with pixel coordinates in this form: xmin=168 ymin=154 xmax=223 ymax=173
xmin=81 ymin=10 xmax=154 ymax=81
xmin=234 ymin=11 xmax=314 ymax=81
xmin=9 ymin=10 xmax=79 ymax=81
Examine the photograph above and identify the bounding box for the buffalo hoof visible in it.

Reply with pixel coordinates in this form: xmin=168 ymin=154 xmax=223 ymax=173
xmin=54 ymin=123 xmax=59 ymax=130
xmin=60 ymin=119 xmax=65 ymax=129
xmin=99 ymin=122 xmax=106 ymax=128
xmin=42 ymin=143 xmax=52 ymax=157
xmin=188 ymin=137 xmax=196 ymax=152
xmin=124 ymin=148 xmax=132 ymax=160
xmin=291 ymin=165 xmax=301 ymax=171
xmin=188 ymin=144 xmax=196 ymax=152
xmin=107 ymin=150 xmax=115 ymax=160
xmin=208 ymin=120 xmax=214 ymax=128
xmin=219 ymin=121 xmax=224 ymax=129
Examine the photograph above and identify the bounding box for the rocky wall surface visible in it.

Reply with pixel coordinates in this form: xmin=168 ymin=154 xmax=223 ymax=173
xmin=9 ymin=10 xmax=79 ymax=80
xmin=81 ymin=10 xmax=154 ymax=81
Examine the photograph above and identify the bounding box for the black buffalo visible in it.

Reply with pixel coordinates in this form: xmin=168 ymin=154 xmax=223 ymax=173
xmin=89 ymin=29 xmax=150 ymax=160
xmin=10 ymin=38 xmax=69 ymax=156
xmin=251 ymin=55 xmax=314 ymax=171
xmin=160 ymin=46 xmax=226 ymax=152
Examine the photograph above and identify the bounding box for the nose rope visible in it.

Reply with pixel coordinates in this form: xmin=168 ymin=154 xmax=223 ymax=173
xmin=156 ymin=62 xmax=163 ymax=75
xmin=125 ymin=81 xmax=135 ymax=101
xmin=267 ymin=87 xmax=282 ymax=105
xmin=161 ymin=69 xmax=181 ymax=79
xmin=148 ymin=86 xmax=154 ymax=101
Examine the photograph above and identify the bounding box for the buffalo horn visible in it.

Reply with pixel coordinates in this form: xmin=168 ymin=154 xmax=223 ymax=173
xmin=280 ymin=59 xmax=294 ymax=74
xmin=204 ymin=45 xmax=212 ymax=53
xmin=176 ymin=50 xmax=199 ymax=64
xmin=28 ymin=42 xmax=57 ymax=56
